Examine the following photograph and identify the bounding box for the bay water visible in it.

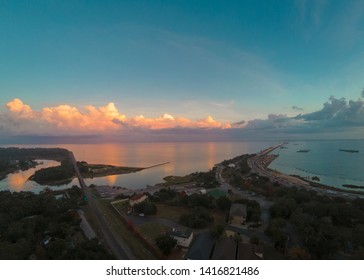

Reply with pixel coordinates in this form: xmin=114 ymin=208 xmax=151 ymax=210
xmin=1 ymin=140 xmax=363 ymax=193
xmin=0 ymin=141 xmax=275 ymax=192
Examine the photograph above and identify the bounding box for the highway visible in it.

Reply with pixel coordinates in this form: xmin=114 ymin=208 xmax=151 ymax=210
xmin=69 ymin=152 xmax=135 ymax=259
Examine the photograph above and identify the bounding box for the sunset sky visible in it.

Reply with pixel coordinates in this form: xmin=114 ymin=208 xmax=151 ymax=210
xmin=1 ymin=0 xmax=364 ymax=142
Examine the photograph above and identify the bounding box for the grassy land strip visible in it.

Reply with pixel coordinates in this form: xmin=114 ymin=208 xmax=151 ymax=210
xmin=96 ymin=199 xmax=157 ymax=260
xmin=157 ymin=175 xmax=195 ymax=186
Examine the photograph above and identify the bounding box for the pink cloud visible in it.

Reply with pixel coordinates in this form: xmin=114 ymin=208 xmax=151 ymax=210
xmin=2 ymin=98 xmax=230 ymax=134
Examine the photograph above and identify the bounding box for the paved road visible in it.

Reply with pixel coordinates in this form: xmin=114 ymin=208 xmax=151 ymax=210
xmin=70 ymin=152 xmax=135 ymax=259
xmin=215 ymin=162 xmax=273 ymax=233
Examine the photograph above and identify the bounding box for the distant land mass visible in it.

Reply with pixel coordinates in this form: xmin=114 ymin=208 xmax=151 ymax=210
xmin=0 ymin=147 xmax=145 ymax=185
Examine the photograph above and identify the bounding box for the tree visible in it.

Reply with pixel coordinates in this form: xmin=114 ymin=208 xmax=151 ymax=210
xmin=216 ymin=196 xmax=232 ymax=211
xmin=155 ymin=234 xmax=176 ymax=255
xmin=288 ymin=246 xmax=311 ymax=260
xmin=187 ymin=194 xmax=214 ymax=209
xmin=179 ymin=207 xmax=214 ymax=228
xmin=212 ymin=224 xmax=225 ymax=239
xmin=133 ymin=201 xmax=157 ymax=215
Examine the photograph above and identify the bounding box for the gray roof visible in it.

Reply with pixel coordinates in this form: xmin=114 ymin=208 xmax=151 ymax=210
xmin=186 ymin=232 xmax=214 ymax=260
xmin=169 ymin=229 xmax=193 ymax=239
xmin=211 ymin=237 xmax=237 ymax=260
xmin=229 ymin=203 xmax=247 ymax=218
xmin=238 ymin=243 xmax=263 ymax=260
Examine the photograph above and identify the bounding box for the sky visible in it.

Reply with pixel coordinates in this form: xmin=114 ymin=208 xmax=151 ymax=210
xmin=0 ymin=0 xmax=364 ymax=142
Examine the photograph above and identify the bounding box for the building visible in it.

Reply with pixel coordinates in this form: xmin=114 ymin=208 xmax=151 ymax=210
xmin=237 ymin=243 xmax=264 ymax=260
xmin=169 ymin=229 xmax=194 ymax=248
xmin=211 ymin=237 xmax=237 ymax=260
xmin=185 ymin=232 xmax=214 ymax=260
xmin=129 ymin=193 xmax=147 ymax=207
xmin=229 ymin=204 xmax=247 ymax=225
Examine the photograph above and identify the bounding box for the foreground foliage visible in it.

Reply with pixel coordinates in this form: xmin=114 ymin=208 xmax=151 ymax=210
xmin=0 ymin=187 xmax=113 ymax=260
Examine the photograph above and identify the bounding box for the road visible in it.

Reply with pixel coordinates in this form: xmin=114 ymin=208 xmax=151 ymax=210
xmin=215 ymin=161 xmax=273 ymax=234
xmin=69 ymin=152 xmax=135 ymax=259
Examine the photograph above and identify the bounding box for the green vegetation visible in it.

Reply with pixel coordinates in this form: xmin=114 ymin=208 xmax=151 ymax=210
xmin=29 ymin=159 xmax=75 ymax=185
xmin=133 ymin=201 xmax=157 ymax=215
xmin=159 ymin=169 xmax=219 ymax=189
xmin=0 ymin=159 xmax=38 ymax=180
xmin=0 ymin=187 xmax=113 ymax=260
xmin=0 ymin=147 xmax=72 ymax=183
xmin=138 ymin=222 xmax=169 ymax=244
xmin=0 ymin=147 xmax=69 ymax=161
xmin=78 ymin=161 xmax=143 ymax=178
xmin=95 ymin=199 xmax=157 ymax=259
xmin=266 ymin=186 xmax=364 ymax=259
xmin=150 ymin=188 xmax=229 ymax=228
xmin=234 ymin=198 xmax=262 ymax=222
xmin=29 ymin=159 xmax=144 ymax=185
xmin=216 ymin=196 xmax=232 ymax=211
xmin=179 ymin=206 xmax=214 ymax=228
xmin=221 ymin=154 xmax=252 ymax=174
xmin=155 ymin=234 xmax=176 ymax=255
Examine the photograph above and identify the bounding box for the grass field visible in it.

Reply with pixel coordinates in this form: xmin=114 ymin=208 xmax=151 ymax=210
xmin=155 ymin=203 xmax=226 ymax=227
xmin=137 ymin=222 xmax=170 ymax=245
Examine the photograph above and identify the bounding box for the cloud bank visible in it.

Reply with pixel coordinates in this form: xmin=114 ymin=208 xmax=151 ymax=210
xmin=1 ymin=96 xmax=363 ymax=142
xmin=1 ymin=98 xmax=230 ymax=136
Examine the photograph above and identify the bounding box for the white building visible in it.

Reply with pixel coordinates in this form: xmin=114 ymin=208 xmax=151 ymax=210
xmin=169 ymin=229 xmax=194 ymax=248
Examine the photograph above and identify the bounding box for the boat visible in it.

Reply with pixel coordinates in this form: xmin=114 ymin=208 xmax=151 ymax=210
xmin=297 ymin=149 xmax=310 ymax=153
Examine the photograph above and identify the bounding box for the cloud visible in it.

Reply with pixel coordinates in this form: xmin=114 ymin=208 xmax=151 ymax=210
xmin=1 ymin=96 xmax=363 ymax=141
xmin=292 ymin=105 xmax=304 ymax=111
xmin=296 ymin=96 xmax=364 ymax=127
xmin=1 ymin=98 xmax=230 ymax=135
xmin=234 ymin=96 xmax=364 ymax=139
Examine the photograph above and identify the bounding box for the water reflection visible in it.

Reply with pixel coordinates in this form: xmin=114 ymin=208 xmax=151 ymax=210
xmin=207 ymin=142 xmax=216 ymax=170
xmin=106 ymin=174 xmax=118 ymax=186
xmin=1 ymin=141 xmax=276 ymax=191
xmin=0 ymin=160 xmax=62 ymax=193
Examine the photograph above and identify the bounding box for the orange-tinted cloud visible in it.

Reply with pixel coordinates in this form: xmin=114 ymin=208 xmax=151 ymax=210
xmin=2 ymin=98 xmax=230 ymax=134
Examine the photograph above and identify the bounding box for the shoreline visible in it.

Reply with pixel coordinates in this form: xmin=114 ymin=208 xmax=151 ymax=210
xmin=269 ymin=165 xmax=364 ymax=197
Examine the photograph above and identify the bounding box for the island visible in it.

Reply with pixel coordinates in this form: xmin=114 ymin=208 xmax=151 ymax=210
xmin=339 ymin=149 xmax=359 ymax=153
xmin=0 ymin=147 xmax=70 ymax=180
xmin=29 ymin=159 xmax=147 ymax=185
xmin=0 ymin=147 xmax=150 ymax=185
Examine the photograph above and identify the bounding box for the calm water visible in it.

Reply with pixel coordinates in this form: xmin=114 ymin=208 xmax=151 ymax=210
xmin=0 ymin=141 xmax=275 ymax=192
xmin=0 ymin=160 xmax=70 ymax=193
xmin=2 ymin=140 xmax=363 ymax=193
xmin=269 ymin=140 xmax=364 ymax=190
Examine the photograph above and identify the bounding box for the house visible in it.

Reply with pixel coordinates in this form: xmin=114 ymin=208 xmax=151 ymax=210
xmin=199 ymin=189 xmax=207 ymax=195
xmin=229 ymin=204 xmax=247 ymax=225
xmin=237 ymin=243 xmax=264 ymax=260
xmin=185 ymin=232 xmax=214 ymax=260
xmin=129 ymin=193 xmax=147 ymax=207
xmin=169 ymin=229 xmax=194 ymax=248
xmin=211 ymin=237 xmax=237 ymax=260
